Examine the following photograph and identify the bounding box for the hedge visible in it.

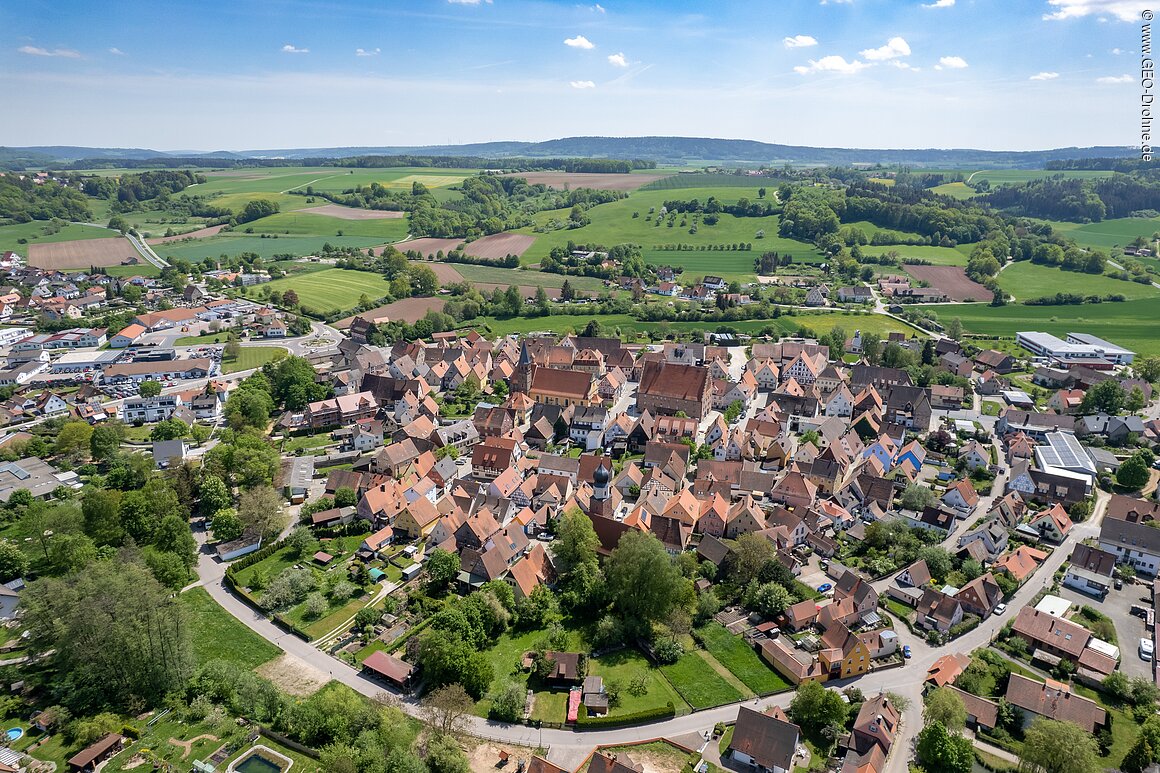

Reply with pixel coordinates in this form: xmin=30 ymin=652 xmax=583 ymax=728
xmin=576 ymin=702 xmax=676 ymax=729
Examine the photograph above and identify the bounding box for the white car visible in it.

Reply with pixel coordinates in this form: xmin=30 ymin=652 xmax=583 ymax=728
xmin=1141 ymin=638 xmax=1154 ymax=661
xmin=994 ymin=603 xmax=1007 ymax=615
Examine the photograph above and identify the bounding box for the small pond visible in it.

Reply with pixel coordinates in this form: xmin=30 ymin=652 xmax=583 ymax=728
xmin=228 ymin=745 xmax=293 ymax=773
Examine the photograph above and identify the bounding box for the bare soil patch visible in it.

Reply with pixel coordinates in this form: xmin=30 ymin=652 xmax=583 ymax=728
xmin=420 ymin=263 xmax=466 ymax=284
xmin=148 ymin=224 xmax=227 ymax=244
xmin=464 ymin=233 xmax=536 ymax=260
xmin=28 ymin=237 xmax=141 ymax=269
xmin=334 ymin=296 xmax=448 ymax=329
xmin=503 ymin=171 xmax=670 ymax=191
xmin=383 ymin=237 xmax=463 ymax=257
xmin=255 ymin=653 xmax=328 ymax=697
xmin=903 ymin=265 xmax=995 ymax=302
xmin=299 ymin=204 xmax=405 ymax=220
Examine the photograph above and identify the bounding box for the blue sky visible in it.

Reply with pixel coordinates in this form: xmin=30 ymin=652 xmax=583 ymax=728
xmin=0 ymin=0 xmax=1150 ymax=151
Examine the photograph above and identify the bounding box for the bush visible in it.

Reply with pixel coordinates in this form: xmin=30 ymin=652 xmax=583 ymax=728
xmin=575 ymin=702 xmax=676 ymax=728
xmin=653 ymin=638 xmax=684 ymax=664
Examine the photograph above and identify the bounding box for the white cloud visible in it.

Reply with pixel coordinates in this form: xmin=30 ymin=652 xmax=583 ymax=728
xmin=108 ymin=47 xmax=125 ymax=55
xmin=1111 ymin=47 xmax=1123 ymax=54
xmin=937 ymin=55 xmax=969 ymax=69
xmin=923 ymin=0 xmax=955 ymax=7
xmin=355 ymin=48 xmax=381 ymax=57
xmin=1043 ymin=0 xmax=1142 ymax=22
xmin=860 ymin=36 xmax=911 ymax=61
xmin=17 ymin=45 xmax=81 ymax=58
xmin=1029 ymin=71 xmax=1060 ymax=80
xmin=564 ymin=35 xmax=595 ymax=49
xmin=794 ymin=55 xmax=870 ymax=75
xmin=607 ymin=52 xmax=628 ymax=67
xmin=1097 ymin=73 xmax=1133 ymax=82
xmin=783 ymin=35 xmax=819 ymax=48
xmin=592 ymin=4 xmax=605 ymax=12
xmin=281 ymin=44 xmax=309 ymax=54
xmin=570 ymin=80 xmax=596 ymax=89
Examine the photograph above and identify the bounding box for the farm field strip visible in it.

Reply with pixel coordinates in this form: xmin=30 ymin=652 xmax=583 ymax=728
xmin=997 ymin=261 xmax=1160 ymax=300
xmin=263 ymin=267 xmax=398 ymax=313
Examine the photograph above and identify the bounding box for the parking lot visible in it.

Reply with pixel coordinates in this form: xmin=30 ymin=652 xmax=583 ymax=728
xmin=1054 ymin=581 xmax=1155 ymax=681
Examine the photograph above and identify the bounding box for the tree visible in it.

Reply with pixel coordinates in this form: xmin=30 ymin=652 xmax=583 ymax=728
xmin=861 ymin=332 xmax=883 ymax=365
xmin=333 ymin=487 xmax=357 ymax=508
xmin=915 ymin=722 xmax=973 ymax=773
xmin=1020 ymin=718 xmax=1101 ymax=773
xmin=553 ymin=508 xmax=603 ymax=608
xmin=1117 ymin=452 xmax=1151 ymax=490
xmin=223 ymin=341 xmax=242 ymax=362
xmin=21 ymin=560 xmax=192 ymax=711
xmin=604 ymin=531 xmax=684 ymax=630
xmin=211 ymin=508 xmax=243 ymax=543
xmin=1079 ymin=379 xmax=1125 ymax=415
xmin=0 ymin=540 xmax=28 ymax=582
xmin=150 ymin=418 xmax=189 ymax=442
xmin=425 ymin=733 xmax=470 ymax=773
xmin=55 ymin=421 xmax=93 ymax=463
xmin=89 ymin=423 xmax=124 ymax=462
xmin=947 ymin=318 xmax=964 ymax=341
xmin=425 ymin=549 xmax=460 ymax=594
xmin=286 ymin=526 xmax=319 ymax=559
xmin=198 ymin=474 xmax=232 ymax=517
xmin=282 ymin=289 xmax=300 ymax=307
xmin=487 ymin=679 xmax=525 ymax=722
xmin=745 ymin=581 xmax=791 ymax=617
xmin=138 ymin=380 xmax=162 ymax=398
xmin=923 ymin=687 xmax=966 ymax=732
xmin=1122 ymin=715 xmax=1160 ymax=773
xmin=420 ymin=684 xmax=473 ymax=736
xmin=727 ymin=532 xmax=776 ymax=585
xmin=1136 ymin=356 xmax=1160 ymax=383
xmin=1127 ymin=386 xmax=1147 ymax=413
xmin=82 ymin=487 xmax=123 ymax=547
xmin=789 ymin=681 xmax=849 ymax=737
xmin=917 ymin=546 xmax=954 ymax=584
xmin=900 ymin=484 xmax=936 ymax=511
xmin=152 ymin=514 xmax=197 ymax=568
xmin=237 ymin=485 xmax=285 ymax=538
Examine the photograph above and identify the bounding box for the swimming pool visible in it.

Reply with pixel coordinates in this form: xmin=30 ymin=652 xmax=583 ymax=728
xmin=5 ymin=728 xmax=22 ymax=742
xmin=227 ymin=745 xmax=292 ymax=773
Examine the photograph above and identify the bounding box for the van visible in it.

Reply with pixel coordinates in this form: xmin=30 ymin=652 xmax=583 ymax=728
xmin=1140 ymin=638 xmax=1154 ymax=661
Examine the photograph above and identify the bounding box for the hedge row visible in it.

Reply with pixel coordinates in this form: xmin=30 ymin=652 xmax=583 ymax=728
xmin=224 ymin=536 xmax=290 ymax=578
xmin=576 ymin=702 xmax=676 ymax=729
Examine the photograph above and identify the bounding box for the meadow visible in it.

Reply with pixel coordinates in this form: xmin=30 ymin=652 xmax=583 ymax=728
xmin=1041 ymin=216 xmax=1160 ymax=251
xmin=154 ymin=234 xmax=383 ymax=261
xmin=926 ymin=297 xmax=1160 ymax=356
xmin=517 ymin=186 xmax=823 ymax=274
xmin=997 ymin=261 xmax=1159 ymax=301
xmin=241 ymin=211 xmax=409 ymax=241
xmin=262 ymin=267 xmax=397 ymax=313
xmin=0 ymin=220 xmax=116 ymax=255
xmin=861 ymin=244 xmax=972 ymax=266
xmin=965 ymin=169 xmax=1120 ymax=185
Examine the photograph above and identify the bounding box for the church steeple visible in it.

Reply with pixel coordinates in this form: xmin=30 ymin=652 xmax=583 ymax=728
xmin=513 ymin=339 xmax=533 ymax=394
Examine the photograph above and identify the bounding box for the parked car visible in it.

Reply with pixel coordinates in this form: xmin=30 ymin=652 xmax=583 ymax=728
xmin=1115 ymin=578 xmax=1125 ymax=590
xmin=817 ymin=583 xmax=832 ymax=594
xmin=994 ymin=603 xmax=1007 ymax=615
xmin=903 ymin=646 xmax=912 ymax=659
xmin=1140 ymin=638 xmax=1154 ymax=661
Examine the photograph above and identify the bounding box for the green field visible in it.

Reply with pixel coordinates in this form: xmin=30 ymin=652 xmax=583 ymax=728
xmin=640 ymin=173 xmax=776 ymax=190
xmin=180 ymin=587 xmax=282 ymax=669
xmin=222 ymin=346 xmax=286 ymax=373
xmin=241 ymin=211 xmax=409 ymax=241
xmin=863 ymin=244 xmax=973 ymax=266
xmin=0 ymin=220 xmax=117 ymax=254
xmin=263 ymin=267 xmax=396 ymax=314
xmin=479 ymin=309 xmax=914 ymax=339
xmin=515 ymin=186 xmax=822 ymax=275
xmin=1042 ymin=216 xmax=1160 ymax=251
xmin=696 ymin=623 xmax=792 ymax=695
xmin=155 ymin=234 xmax=384 ymax=261
xmin=929 ymin=181 xmax=978 ymax=199
xmin=998 ymin=261 xmax=1159 ymax=301
xmin=660 ymin=651 xmax=745 ymax=709
xmin=928 ymin=297 xmax=1160 ymax=356
xmin=447 ymin=262 xmax=607 ymax=292
xmin=966 ymin=169 xmax=1119 ymax=186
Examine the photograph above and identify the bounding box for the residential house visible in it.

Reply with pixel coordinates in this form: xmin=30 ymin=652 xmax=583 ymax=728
xmin=1063 ymin=544 xmax=1117 ymax=597
xmin=728 ymin=706 xmax=801 ymax=773
xmin=1005 ymin=674 xmax=1106 ymax=734
xmin=1029 ymin=503 xmax=1073 ymax=544
xmin=956 ymin=520 xmax=1008 ymax=563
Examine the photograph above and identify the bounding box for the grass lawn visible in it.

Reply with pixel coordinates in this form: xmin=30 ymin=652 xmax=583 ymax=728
xmin=283 ymin=432 xmax=336 ymax=455
xmin=122 ymin=423 xmax=155 ymax=442
xmin=104 ymin=263 xmax=162 ymax=277
xmin=864 ymin=244 xmax=972 ymax=266
xmin=176 ymin=332 xmax=232 ymax=345
xmin=230 ymin=545 xmax=301 ymax=593
xmin=263 ymin=267 xmax=397 ymax=314
xmin=660 ymin=651 xmax=744 ymax=710
xmin=929 ymin=182 xmax=978 ymax=200
xmin=180 ymin=587 xmax=282 ymax=669
xmin=241 ymin=211 xmax=409 ymax=242
xmin=997 ymin=261 xmax=1159 ymax=301
xmin=719 ymin=725 xmax=735 ymax=756
xmin=696 ymin=623 xmax=792 ymax=694
xmin=588 ymin=648 xmax=689 ymax=716
xmin=1040 ymin=215 xmax=1160 ymax=251
xmin=883 ymin=598 xmax=916 ymax=623
xmin=102 ymin=718 xmax=225 ymax=773
xmin=222 ymin=345 xmax=285 ymax=373
xmin=530 ymin=691 xmax=568 ymax=724
xmin=449 ymin=262 xmax=606 ymax=293
xmin=926 ymin=297 xmax=1160 ymax=357
xmin=284 ymin=593 xmax=371 ymax=641
xmin=155 ymin=234 xmax=384 ymax=262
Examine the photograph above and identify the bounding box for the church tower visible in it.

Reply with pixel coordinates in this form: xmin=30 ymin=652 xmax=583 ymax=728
xmin=513 ymin=340 xmax=534 ymax=394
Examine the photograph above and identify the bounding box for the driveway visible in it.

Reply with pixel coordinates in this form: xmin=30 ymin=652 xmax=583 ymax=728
xmin=1053 ymin=581 xmax=1153 ymax=680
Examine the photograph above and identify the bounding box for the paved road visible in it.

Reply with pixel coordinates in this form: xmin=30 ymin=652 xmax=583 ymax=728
xmin=188 ymin=478 xmax=1109 ymax=772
